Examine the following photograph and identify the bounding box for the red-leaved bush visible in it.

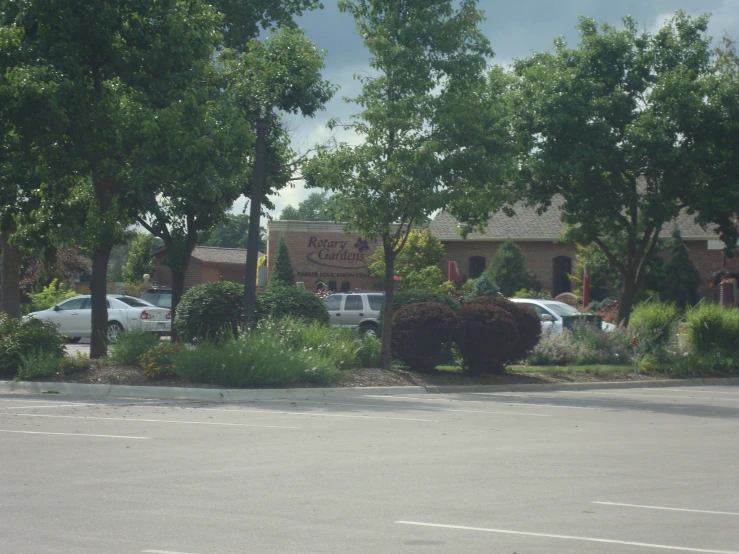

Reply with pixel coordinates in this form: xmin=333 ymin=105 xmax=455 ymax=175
xmin=458 ymin=302 xmax=519 ymax=374
xmin=392 ymin=302 xmax=461 ymax=373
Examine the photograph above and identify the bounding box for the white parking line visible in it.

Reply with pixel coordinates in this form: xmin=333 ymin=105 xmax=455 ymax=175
xmin=0 ymin=429 xmax=149 ymax=439
xmin=570 ymin=391 xmax=739 ymax=401
xmin=199 ymin=408 xmax=436 ymax=422
xmin=142 ymin=550 xmax=201 ymax=554
xmin=593 ymin=501 xmax=739 ymax=516
xmin=370 ymin=394 xmax=597 ymax=410
xmin=668 ymin=389 xmax=739 ymax=396
xmin=395 ymin=521 xmax=739 ymax=553
xmin=11 ymin=414 xmax=300 ymax=430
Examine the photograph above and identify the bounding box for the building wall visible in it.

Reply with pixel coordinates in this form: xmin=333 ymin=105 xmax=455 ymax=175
xmin=685 ymin=241 xmax=739 ymax=297
xmin=267 ymin=221 xmax=382 ymax=291
xmin=152 ymin=255 xmax=203 ymax=288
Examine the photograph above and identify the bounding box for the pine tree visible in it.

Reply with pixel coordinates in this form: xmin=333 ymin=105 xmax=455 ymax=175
xmin=660 ymin=229 xmax=702 ymax=308
xmin=485 ymin=240 xmax=537 ymax=297
xmin=270 ymin=235 xmax=295 ymax=287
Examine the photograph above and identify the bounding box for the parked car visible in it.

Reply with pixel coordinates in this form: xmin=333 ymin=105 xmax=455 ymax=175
xmin=323 ymin=291 xmax=385 ymax=337
xmin=141 ymin=287 xmax=172 ymax=308
xmin=510 ymin=298 xmax=615 ymax=334
xmin=25 ymin=295 xmax=171 ymax=342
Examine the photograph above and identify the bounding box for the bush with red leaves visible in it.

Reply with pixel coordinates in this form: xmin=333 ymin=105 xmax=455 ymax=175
xmin=392 ymin=302 xmax=461 ymax=373
xmin=464 ymin=296 xmax=541 ymax=362
xmin=20 ymin=247 xmax=89 ymax=293
xmin=458 ymin=302 xmax=519 ymax=374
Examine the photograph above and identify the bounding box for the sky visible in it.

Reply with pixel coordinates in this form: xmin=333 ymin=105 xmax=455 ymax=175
xmin=235 ymin=0 xmax=739 ymax=218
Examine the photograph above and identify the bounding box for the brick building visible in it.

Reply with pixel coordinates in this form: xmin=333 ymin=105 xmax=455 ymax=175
xmin=152 ymin=246 xmax=263 ymax=288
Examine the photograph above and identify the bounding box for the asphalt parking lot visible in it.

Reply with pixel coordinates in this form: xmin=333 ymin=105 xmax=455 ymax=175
xmin=1 ymin=386 xmax=738 ymax=554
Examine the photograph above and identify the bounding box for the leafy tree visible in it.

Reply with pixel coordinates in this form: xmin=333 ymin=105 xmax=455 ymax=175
xmin=20 ymin=247 xmax=90 ymax=294
xmin=510 ymin=13 xmax=722 ymax=325
xmin=484 ymin=240 xmax=537 ymax=297
xmin=279 ymin=192 xmax=333 ymax=221
xmin=366 ymin=229 xmax=446 ymax=282
xmin=122 ymin=233 xmax=156 ymax=286
xmin=198 ymin=213 xmax=266 ymax=252
xmin=660 ymin=229 xmax=702 ymax=308
xmin=305 ymin=0 xmax=514 ymax=368
xmin=270 ymin=235 xmax=295 ymax=287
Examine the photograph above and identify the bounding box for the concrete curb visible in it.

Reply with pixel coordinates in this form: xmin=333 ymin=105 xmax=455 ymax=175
xmin=0 ymin=378 xmax=737 ymax=403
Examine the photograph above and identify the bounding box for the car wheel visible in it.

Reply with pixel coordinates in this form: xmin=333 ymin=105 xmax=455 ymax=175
xmin=107 ymin=321 xmax=124 ymax=341
xmin=360 ymin=323 xmax=379 ymax=338
xmin=67 ymin=337 xmax=82 ymax=344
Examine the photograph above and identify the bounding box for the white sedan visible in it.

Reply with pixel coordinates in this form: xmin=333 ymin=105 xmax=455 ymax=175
xmin=510 ymin=298 xmax=615 ymax=334
xmin=26 ymin=295 xmax=171 ymax=342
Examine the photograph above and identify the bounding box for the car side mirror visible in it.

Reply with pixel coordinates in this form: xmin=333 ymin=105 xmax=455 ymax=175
xmin=53 ymin=305 xmax=61 ymax=312
xmin=540 ymin=314 xmax=554 ymax=322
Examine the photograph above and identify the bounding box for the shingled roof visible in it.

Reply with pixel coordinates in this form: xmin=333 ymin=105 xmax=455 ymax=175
xmin=155 ymin=246 xmax=264 ymax=265
xmin=430 ymin=199 xmax=720 ymax=241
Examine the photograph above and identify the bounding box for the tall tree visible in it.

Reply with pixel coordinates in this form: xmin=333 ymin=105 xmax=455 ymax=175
xmin=304 ymin=0 xmax=514 ymax=368
xmin=279 ymin=192 xmax=333 ymax=221
xmin=198 ymin=213 xmax=266 ymax=251
xmin=660 ymin=229 xmax=702 ymax=308
xmin=510 ymin=13 xmax=721 ymax=324
xmin=122 ymin=233 xmax=155 ymax=286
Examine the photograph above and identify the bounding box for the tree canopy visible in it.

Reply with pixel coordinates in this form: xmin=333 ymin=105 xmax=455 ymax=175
xmin=279 ymin=192 xmax=333 ymax=221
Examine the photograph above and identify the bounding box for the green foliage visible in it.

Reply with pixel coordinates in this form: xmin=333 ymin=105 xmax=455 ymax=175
xmin=629 ymin=301 xmax=680 ymax=356
xmin=458 ymin=303 xmax=519 ymax=374
xmin=279 ymin=192 xmax=333 ymax=221
xmin=392 ymin=302 xmax=461 ymax=373
xmin=392 ymin=289 xmax=460 ymax=311
xmin=58 ymin=353 xmax=92 ymax=375
xmin=122 ymin=233 xmax=156 ymax=285
xmin=138 ymin=343 xmax=185 ymax=379
xmin=257 ymin=285 xmax=329 ymax=325
xmin=470 ymin=272 xmax=500 ymax=298
xmin=527 ymin=324 xmax=632 ymax=366
xmin=484 ymin=240 xmax=537 ymax=297
xmin=198 ymin=213 xmax=266 ymax=252
xmin=367 ymin=229 xmax=446 ymax=280
xmin=462 ymin=278 xmax=478 ymax=296
xmin=107 ymin=329 xmax=161 ymax=367
xmin=25 ymin=279 xmax=78 ymax=314
xmin=174 ymin=281 xmax=245 ymax=343
xmin=569 ymin=242 xmax=621 ymax=300
xmin=15 ymin=350 xmax=64 ymax=381
xmin=465 ymin=296 xmax=542 ymax=362
xmin=400 ymin=266 xmax=454 ymax=293
xmin=512 ymin=288 xmax=552 ymax=300
xmin=270 ymin=235 xmax=295 ymax=287
xmin=659 ymin=229 xmax=702 ymax=308
xmin=0 ymin=313 xmax=65 ymax=377
xmin=685 ymin=304 xmax=739 ymax=357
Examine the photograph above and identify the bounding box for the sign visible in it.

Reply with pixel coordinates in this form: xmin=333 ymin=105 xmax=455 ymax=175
xmin=305 ymin=236 xmax=371 ymax=270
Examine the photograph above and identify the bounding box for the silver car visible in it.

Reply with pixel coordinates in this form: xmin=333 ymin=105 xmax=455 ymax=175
xmin=511 ymin=298 xmax=615 ymax=334
xmin=323 ymin=292 xmax=385 ymax=336
xmin=26 ymin=295 xmax=171 ymax=342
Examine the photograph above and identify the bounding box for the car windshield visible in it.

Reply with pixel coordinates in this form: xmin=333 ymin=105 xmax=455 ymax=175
xmin=541 ymin=301 xmax=579 ymax=316
xmin=118 ymin=296 xmax=152 ymax=308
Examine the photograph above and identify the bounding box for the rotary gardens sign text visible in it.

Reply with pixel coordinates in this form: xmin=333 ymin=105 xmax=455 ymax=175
xmin=296 ymin=235 xmax=372 ymax=279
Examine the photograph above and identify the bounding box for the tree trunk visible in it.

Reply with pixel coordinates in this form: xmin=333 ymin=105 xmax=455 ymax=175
xmin=380 ymin=242 xmax=395 ymax=370
xmin=170 ymin=268 xmax=186 ymax=343
xmin=89 ymin=244 xmax=113 ymax=359
xmin=0 ymin=227 xmax=22 ymax=319
xmin=617 ymin=277 xmax=637 ymax=328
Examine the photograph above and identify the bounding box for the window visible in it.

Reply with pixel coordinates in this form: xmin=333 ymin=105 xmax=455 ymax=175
xmin=367 ymin=294 xmax=384 ymax=311
xmin=324 ymin=295 xmax=342 ymax=311
xmin=117 ymin=297 xmax=151 ymax=308
xmin=522 ymin=303 xmax=553 ymax=319
xmin=344 ymin=295 xmax=363 ymax=310
xmin=57 ymin=298 xmax=86 ymax=310
xmin=541 ymin=301 xmax=578 ymax=317
xmin=468 ymin=256 xmax=486 ymax=279
xmin=552 ymin=256 xmax=572 ymax=296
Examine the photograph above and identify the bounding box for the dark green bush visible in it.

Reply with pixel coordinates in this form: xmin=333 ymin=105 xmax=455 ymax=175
xmin=269 ymin=235 xmax=295 ymax=287
xmin=107 ymin=329 xmax=160 ymax=366
xmin=458 ymin=302 xmax=519 ymax=374
xmin=465 ymin=296 xmax=541 ymax=362
xmin=392 ymin=302 xmax=461 ymax=372
xmin=257 ymin=285 xmax=329 ymax=325
xmin=0 ymin=313 xmax=65 ymax=377
xmin=174 ymin=281 xmax=245 ymax=343
xmin=392 ymin=288 xmax=460 ymax=311
xmin=686 ymin=303 xmax=739 ymax=357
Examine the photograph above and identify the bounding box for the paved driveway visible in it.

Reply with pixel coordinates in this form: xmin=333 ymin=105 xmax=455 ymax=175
xmin=1 ymin=386 xmax=738 ymax=553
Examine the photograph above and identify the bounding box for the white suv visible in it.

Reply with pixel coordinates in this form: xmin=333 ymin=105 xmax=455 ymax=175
xmin=323 ymin=292 xmax=385 ymax=336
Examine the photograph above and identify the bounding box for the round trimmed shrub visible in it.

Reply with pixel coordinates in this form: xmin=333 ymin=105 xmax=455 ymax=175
xmin=464 ymin=296 xmax=542 ymax=362
xmin=393 ymin=288 xmax=460 ymax=311
xmin=392 ymin=302 xmax=461 ymax=373
xmin=174 ymin=281 xmax=245 ymax=343
xmin=0 ymin=313 xmax=65 ymax=377
xmin=257 ymin=285 xmax=329 ymax=325
xmin=458 ymin=302 xmax=519 ymax=374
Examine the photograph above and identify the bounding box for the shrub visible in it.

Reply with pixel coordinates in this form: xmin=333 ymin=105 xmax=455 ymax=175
xmin=257 ymin=286 xmax=330 ymax=325
xmin=400 ymin=266 xmax=455 ymax=293
xmin=470 ymin=272 xmax=500 ymax=298
xmin=527 ymin=323 xmax=632 ymax=366
xmin=458 ymin=303 xmax=519 ymax=374
xmin=465 ymin=296 xmax=542 ymax=362
xmin=107 ymin=329 xmax=160 ymax=366
xmin=139 ymin=342 xmax=185 ymax=379
xmin=685 ymin=303 xmax=739 ymax=357
xmin=58 ymin=353 xmax=93 ymax=375
xmin=25 ymin=279 xmax=78 ymax=314
xmin=512 ymin=288 xmax=552 ymax=300
xmin=15 ymin=350 xmax=64 ymax=381
xmin=269 ymin=235 xmax=295 ymax=287
xmin=485 ymin=240 xmax=538 ymax=296
xmin=174 ymin=281 xmax=245 ymax=343
xmin=392 ymin=302 xmax=461 ymax=372
xmin=393 ymin=288 xmax=460 ymax=311
xmin=0 ymin=313 xmax=66 ymax=377
xmin=629 ymin=301 xmax=680 ymax=356
xmin=660 ymin=229 xmax=702 ymax=308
